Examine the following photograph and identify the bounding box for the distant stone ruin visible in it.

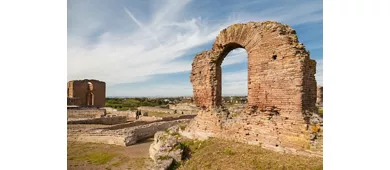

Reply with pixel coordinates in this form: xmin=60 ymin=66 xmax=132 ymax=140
xmin=185 ymin=21 xmax=322 ymax=157
xmin=67 ymin=79 xmax=106 ymax=107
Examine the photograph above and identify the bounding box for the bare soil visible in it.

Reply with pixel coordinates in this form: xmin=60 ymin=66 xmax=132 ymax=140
xmin=67 ymin=138 xmax=154 ymax=170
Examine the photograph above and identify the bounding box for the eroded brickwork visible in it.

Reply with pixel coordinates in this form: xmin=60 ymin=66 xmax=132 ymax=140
xmin=186 ymin=21 xmax=322 ymax=156
xmin=190 ymin=21 xmax=317 ymax=117
xmin=67 ymin=79 xmax=106 ymax=107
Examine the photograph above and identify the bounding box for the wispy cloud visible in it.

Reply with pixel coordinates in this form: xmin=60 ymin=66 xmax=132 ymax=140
xmin=68 ymin=0 xmax=322 ymax=96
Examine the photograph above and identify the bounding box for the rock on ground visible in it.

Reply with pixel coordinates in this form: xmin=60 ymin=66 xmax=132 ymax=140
xmin=149 ymin=125 xmax=185 ymax=170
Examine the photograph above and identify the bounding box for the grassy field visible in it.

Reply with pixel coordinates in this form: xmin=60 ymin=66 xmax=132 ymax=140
xmin=105 ymin=98 xmax=166 ymax=111
xmin=68 ymin=135 xmax=322 ymax=170
xmin=177 ymin=138 xmax=323 ymax=170
xmin=67 ymin=140 xmax=154 ymax=170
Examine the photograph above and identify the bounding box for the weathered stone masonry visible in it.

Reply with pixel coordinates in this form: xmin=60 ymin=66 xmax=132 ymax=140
xmin=186 ymin=21 xmax=322 ymax=156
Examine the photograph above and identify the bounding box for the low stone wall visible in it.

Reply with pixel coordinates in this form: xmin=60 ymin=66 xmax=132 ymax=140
xmin=103 ymin=107 xmax=137 ymax=118
xmin=67 ymin=118 xmax=193 ymax=146
xmin=103 ymin=107 xmax=118 ymax=113
xmin=67 ymin=108 xmax=106 ymax=119
xmin=136 ymin=105 xmax=199 ymax=116
xmin=137 ymin=106 xmax=175 ymax=114
xmin=67 ymin=116 xmax=128 ymax=125
xmin=100 ymin=115 xmax=196 ymax=131
xmin=111 ymin=110 xmax=137 ymax=118
xmin=139 ymin=116 xmax=162 ymax=122
xmin=130 ymin=120 xmax=190 ymax=145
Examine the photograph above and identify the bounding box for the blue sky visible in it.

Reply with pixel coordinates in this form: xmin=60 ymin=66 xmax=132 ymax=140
xmin=67 ymin=0 xmax=323 ymax=97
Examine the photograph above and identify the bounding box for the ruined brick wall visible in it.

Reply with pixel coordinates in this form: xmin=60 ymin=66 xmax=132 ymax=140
xmin=302 ymin=59 xmax=318 ymax=113
xmin=190 ymin=21 xmax=316 ymax=117
xmin=67 ymin=108 xmax=106 ymax=119
xmin=67 ymin=79 xmax=106 ymax=107
xmin=186 ymin=22 xmax=321 ymax=156
xmin=190 ymin=51 xmax=215 ymax=108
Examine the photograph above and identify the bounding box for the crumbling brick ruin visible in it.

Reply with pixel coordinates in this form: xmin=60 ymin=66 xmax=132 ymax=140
xmin=190 ymin=21 xmax=317 ymax=113
xmin=67 ymin=79 xmax=106 ymax=107
xmin=185 ymin=21 xmax=322 ymax=156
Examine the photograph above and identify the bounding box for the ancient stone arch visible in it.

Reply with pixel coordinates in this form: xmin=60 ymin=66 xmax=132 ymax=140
xmin=190 ymin=21 xmax=317 ymax=117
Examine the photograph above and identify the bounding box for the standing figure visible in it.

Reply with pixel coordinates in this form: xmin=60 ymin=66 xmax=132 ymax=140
xmin=136 ymin=110 xmax=140 ymax=120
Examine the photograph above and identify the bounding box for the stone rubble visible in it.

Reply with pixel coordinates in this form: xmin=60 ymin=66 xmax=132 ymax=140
xmin=149 ymin=125 xmax=185 ymax=170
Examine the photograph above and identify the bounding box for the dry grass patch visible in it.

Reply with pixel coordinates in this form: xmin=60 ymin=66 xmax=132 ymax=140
xmin=177 ymin=138 xmax=323 ymax=170
xmin=67 ymin=141 xmax=153 ymax=170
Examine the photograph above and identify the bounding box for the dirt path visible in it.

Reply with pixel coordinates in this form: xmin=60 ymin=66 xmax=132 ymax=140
xmin=67 ymin=138 xmax=154 ymax=170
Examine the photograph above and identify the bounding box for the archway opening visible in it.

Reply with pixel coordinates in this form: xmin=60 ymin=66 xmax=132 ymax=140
xmin=218 ymin=45 xmax=248 ymax=112
xmin=87 ymin=82 xmax=94 ymax=106
xmin=87 ymin=92 xmax=94 ymax=106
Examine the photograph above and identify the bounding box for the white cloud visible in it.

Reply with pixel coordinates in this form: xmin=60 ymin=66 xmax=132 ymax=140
xmin=222 ymin=48 xmax=248 ymax=66
xmin=221 ymin=69 xmax=248 ymax=96
xmin=68 ymin=0 xmax=322 ymax=96
xmin=108 ymin=83 xmax=193 ymax=97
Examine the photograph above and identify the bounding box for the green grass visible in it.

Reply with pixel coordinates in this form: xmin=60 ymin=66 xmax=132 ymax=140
xmin=105 ymin=97 xmax=171 ymax=111
xmin=80 ymin=151 xmax=117 ymax=165
xmin=68 ymin=142 xmax=152 ymax=169
xmin=177 ymin=138 xmax=323 ymax=170
xmin=111 ymin=157 xmax=130 ymax=167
